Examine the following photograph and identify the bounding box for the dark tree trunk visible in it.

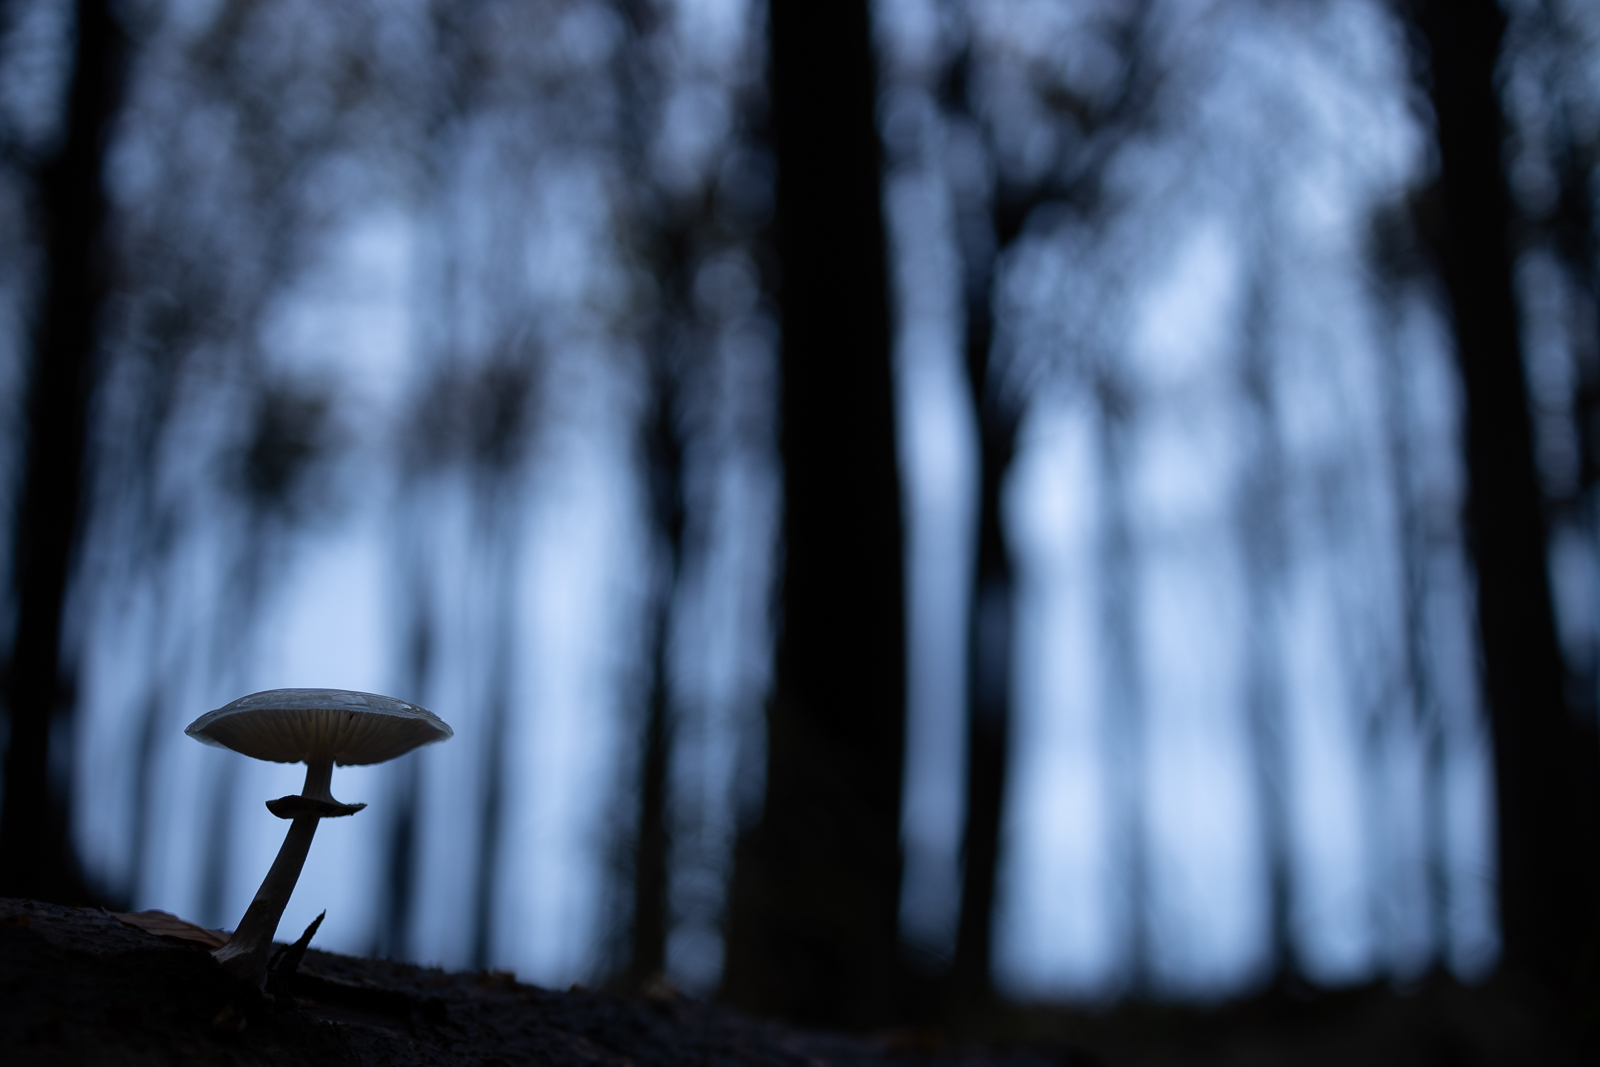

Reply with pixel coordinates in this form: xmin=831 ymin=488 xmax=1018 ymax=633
xmin=471 ymin=681 xmax=508 ymax=971
xmin=0 ymin=0 xmax=126 ymax=904
xmin=722 ymin=0 xmax=905 ymax=1029
xmin=629 ymin=633 xmax=672 ymax=984
xmin=949 ymin=473 xmax=1014 ymax=1002
xmin=609 ymin=0 xmax=703 ymax=990
xmin=941 ymin=73 xmax=1055 ymax=986
xmin=376 ymin=608 xmax=431 ymax=960
xmin=1404 ymin=0 xmax=1600 ymax=997
xmin=942 ymin=0 xmax=1162 ymax=998
xmin=948 ymin=187 xmax=1025 ymax=1002
xmin=629 ymin=336 xmax=686 ymax=988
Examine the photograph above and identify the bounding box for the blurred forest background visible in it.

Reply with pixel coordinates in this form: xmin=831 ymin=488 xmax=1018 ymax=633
xmin=1 ymin=0 xmax=1600 ymax=1037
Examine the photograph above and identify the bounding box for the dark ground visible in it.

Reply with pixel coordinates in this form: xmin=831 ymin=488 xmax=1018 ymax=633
xmin=0 ymin=897 xmax=1585 ymax=1065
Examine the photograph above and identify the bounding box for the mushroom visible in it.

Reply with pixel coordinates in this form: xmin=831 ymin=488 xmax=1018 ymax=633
xmin=185 ymin=688 xmax=452 ymax=984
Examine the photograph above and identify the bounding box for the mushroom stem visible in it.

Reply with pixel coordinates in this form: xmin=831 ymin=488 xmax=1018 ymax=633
xmin=302 ymin=758 xmax=335 ymax=803
xmin=212 ymin=761 xmax=337 ymax=985
xmin=213 ymin=816 xmax=321 ymax=983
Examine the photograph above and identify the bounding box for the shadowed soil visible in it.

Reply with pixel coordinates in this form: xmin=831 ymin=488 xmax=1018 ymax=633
xmin=0 ymin=898 xmax=1088 ymax=1066
xmin=0 ymin=898 xmax=1585 ymax=1065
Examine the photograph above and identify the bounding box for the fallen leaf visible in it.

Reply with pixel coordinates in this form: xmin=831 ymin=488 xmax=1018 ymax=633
xmin=111 ymin=910 xmax=229 ymax=949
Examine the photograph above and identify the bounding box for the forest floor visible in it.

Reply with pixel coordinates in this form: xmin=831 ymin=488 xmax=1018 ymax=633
xmin=0 ymin=897 xmax=1588 ymax=1066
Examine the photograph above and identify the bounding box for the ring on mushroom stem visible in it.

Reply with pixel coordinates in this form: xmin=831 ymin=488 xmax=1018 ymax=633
xmin=185 ymin=689 xmax=453 ymax=986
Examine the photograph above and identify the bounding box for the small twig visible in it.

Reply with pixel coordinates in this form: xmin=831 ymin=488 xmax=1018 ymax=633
xmin=265 ymin=911 xmax=324 ymax=1001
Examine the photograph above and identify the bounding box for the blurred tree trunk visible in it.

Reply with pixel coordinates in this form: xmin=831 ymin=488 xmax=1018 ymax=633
xmin=0 ymin=0 xmax=126 ymax=904
xmin=611 ymin=0 xmax=686 ymax=989
xmin=941 ymin=2 xmax=1159 ymax=993
xmin=1236 ymin=255 xmax=1295 ymax=986
xmin=948 ymin=177 xmax=1025 ymax=1003
xmin=722 ymin=0 xmax=906 ymax=1029
xmin=628 ymin=312 xmax=687 ymax=988
xmin=1544 ymin=45 xmax=1600 ymax=717
xmin=948 ymin=338 xmax=1015 ymax=1003
xmin=1404 ymin=0 xmax=1600 ymax=997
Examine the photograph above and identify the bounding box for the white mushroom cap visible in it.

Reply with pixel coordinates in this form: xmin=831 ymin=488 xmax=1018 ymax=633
xmin=185 ymin=689 xmax=453 ymax=766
